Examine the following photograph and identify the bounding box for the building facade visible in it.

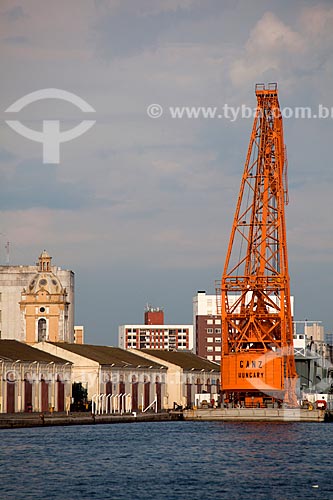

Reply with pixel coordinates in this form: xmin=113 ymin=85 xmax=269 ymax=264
xmin=119 ymin=305 xmax=193 ymax=351
xmin=193 ymin=291 xmax=222 ymax=362
xmin=74 ymin=326 xmax=84 ymax=344
xmin=119 ymin=324 xmax=193 ymax=351
xmin=0 ymin=340 xmax=72 ymax=413
xmin=137 ymin=350 xmax=220 ymax=409
xmin=0 ymin=251 xmax=74 ymax=343
xmin=33 ymin=342 xmax=167 ymax=411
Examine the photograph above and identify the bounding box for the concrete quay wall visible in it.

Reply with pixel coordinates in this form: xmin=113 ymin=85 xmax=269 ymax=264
xmin=0 ymin=411 xmax=183 ymax=429
xmin=183 ymin=407 xmax=326 ymax=422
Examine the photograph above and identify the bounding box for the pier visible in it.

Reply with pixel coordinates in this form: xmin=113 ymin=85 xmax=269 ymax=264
xmin=183 ymin=407 xmax=327 ymax=422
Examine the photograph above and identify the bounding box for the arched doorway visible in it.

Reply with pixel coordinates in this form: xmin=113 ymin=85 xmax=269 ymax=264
xmin=24 ymin=373 xmax=33 ymax=412
xmin=57 ymin=375 xmax=64 ymax=412
xmin=144 ymin=376 xmax=150 ymax=410
xmin=41 ymin=377 xmax=49 ymax=412
xmin=132 ymin=375 xmax=138 ymax=411
xmin=119 ymin=377 xmax=125 ymax=412
xmin=6 ymin=372 xmax=16 ymax=413
xmin=186 ymin=377 xmax=192 ymax=408
xmin=155 ymin=376 xmax=161 ymax=412
xmin=106 ymin=379 xmax=112 ymax=413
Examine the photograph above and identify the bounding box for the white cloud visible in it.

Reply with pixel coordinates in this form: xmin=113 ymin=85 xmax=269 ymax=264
xmin=1 ymin=1 xmax=333 ymax=339
xmin=230 ymin=12 xmax=304 ymax=87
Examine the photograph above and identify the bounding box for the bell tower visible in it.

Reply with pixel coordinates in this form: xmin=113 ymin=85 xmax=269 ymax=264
xmin=20 ymin=251 xmax=71 ymax=344
xmin=38 ymin=250 xmax=52 ymax=272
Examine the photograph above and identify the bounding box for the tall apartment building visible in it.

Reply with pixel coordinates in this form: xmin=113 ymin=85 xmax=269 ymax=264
xmin=119 ymin=306 xmax=193 ymax=351
xmin=0 ymin=251 xmax=75 ymax=343
xmin=193 ymin=291 xmax=294 ymax=363
xmin=193 ymin=291 xmax=222 ymax=362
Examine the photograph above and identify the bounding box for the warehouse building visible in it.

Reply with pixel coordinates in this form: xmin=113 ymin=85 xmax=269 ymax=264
xmin=0 ymin=340 xmax=72 ymax=413
xmin=33 ymin=342 xmax=167 ymax=412
xmin=135 ymin=349 xmax=220 ymax=409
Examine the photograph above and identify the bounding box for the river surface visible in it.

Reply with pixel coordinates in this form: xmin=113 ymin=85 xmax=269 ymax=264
xmin=0 ymin=421 xmax=332 ymax=500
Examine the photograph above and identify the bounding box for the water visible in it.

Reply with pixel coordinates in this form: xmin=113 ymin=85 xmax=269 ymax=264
xmin=0 ymin=421 xmax=332 ymax=500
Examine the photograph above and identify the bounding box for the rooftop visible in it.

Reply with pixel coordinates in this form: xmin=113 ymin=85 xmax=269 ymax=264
xmin=142 ymin=350 xmax=220 ymax=371
xmin=0 ymin=340 xmax=71 ymax=364
xmin=51 ymin=343 xmax=166 ymax=369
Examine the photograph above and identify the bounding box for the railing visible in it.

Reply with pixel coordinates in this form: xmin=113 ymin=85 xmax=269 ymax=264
xmin=91 ymin=393 xmax=132 ymax=415
xmin=142 ymin=397 xmax=158 ymax=413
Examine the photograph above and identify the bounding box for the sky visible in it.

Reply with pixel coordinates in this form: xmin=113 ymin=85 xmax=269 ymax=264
xmin=1 ymin=0 xmax=332 ymax=345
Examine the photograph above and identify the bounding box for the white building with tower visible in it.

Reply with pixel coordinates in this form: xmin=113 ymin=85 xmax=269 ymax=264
xmin=0 ymin=251 xmax=75 ymax=343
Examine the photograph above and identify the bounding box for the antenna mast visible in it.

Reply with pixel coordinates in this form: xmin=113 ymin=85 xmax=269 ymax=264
xmin=5 ymin=241 xmax=10 ymax=265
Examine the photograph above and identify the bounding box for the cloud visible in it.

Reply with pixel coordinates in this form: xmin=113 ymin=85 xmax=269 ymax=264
xmin=0 ymin=148 xmax=16 ymax=162
xmin=0 ymin=0 xmax=332 ymax=340
xmin=3 ymin=5 xmax=26 ymax=22
xmin=229 ymin=12 xmax=304 ymax=87
xmin=2 ymin=35 xmax=30 ymax=45
xmin=229 ymin=5 xmax=333 ymax=96
xmin=0 ymin=159 xmax=94 ymax=211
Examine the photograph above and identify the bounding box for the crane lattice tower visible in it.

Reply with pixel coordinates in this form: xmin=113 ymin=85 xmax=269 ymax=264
xmin=219 ymin=83 xmax=298 ymax=407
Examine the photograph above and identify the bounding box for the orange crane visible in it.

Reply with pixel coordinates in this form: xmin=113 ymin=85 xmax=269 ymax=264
xmin=219 ymin=83 xmax=298 ymax=408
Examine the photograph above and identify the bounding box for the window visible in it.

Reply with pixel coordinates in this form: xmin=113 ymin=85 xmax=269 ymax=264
xmin=215 ymin=346 xmax=221 ymax=352
xmin=215 ymin=319 xmax=221 ymax=325
xmin=207 ymin=328 xmax=213 ymax=333
xmin=207 ymin=355 xmax=214 ymax=361
xmin=38 ymin=318 xmax=47 ymax=342
xmin=207 ymin=319 xmax=213 ymax=325
xmin=207 ymin=346 xmax=213 ymax=352
xmin=215 ymin=328 xmax=221 ymax=334
xmin=207 ymin=337 xmax=213 ymax=343
xmin=215 ymin=355 xmax=221 ymax=361
xmin=215 ymin=337 xmax=221 ymax=343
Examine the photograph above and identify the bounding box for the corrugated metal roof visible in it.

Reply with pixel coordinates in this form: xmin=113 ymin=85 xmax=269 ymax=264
xmin=0 ymin=340 xmax=71 ymax=364
xmin=51 ymin=343 xmax=166 ymax=368
xmin=142 ymin=350 xmax=220 ymax=371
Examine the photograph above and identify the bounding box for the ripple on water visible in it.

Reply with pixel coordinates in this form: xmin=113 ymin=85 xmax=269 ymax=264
xmin=0 ymin=421 xmax=332 ymax=500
